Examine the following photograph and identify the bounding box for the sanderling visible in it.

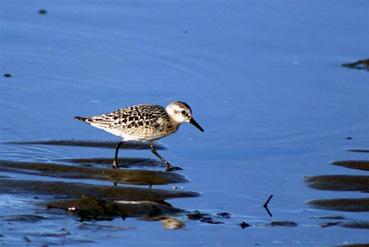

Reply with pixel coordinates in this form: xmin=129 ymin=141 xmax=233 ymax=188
xmin=74 ymin=101 xmax=204 ymax=171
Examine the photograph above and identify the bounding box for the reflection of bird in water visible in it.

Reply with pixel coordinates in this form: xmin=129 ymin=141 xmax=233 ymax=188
xmin=75 ymin=101 xmax=204 ymax=171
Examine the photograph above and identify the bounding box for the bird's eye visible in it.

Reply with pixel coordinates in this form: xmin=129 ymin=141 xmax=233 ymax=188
xmin=181 ymin=110 xmax=186 ymax=114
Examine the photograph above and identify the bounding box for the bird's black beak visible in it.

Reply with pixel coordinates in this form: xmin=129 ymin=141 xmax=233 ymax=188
xmin=190 ymin=118 xmax=204 ymax=132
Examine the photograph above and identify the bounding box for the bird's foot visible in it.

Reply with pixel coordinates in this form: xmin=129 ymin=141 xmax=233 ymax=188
xmin=112 ymin=160 xmax=119 ymax=169
xmin=165 ymin=165 xmax=183 ymax=172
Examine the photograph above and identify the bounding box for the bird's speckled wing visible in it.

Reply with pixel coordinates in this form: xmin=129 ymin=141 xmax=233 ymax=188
xmin=84 ymin=104 xmax=178 ymax=140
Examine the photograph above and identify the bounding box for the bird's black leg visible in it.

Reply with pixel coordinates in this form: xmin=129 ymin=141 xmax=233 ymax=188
xmin=113 ymin=141 xmax=124 ymax=169
xmin=150 ymin=143 xmax=182 ymax=171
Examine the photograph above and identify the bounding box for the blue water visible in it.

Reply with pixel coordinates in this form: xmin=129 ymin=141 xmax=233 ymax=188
xmin=1 ymin=1 xmax=369 ymax=246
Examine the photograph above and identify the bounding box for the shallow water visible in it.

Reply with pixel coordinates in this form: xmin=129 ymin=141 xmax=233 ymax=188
xmin=1 ymin=0 xmax=369 ymax=246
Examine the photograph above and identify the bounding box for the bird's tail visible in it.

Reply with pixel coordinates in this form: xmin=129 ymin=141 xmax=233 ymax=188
xmin=74 ymin=116 xmax=91 ymax=123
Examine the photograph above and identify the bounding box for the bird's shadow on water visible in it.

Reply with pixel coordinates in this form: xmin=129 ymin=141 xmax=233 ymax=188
xmin=305 ymin=150 xmax=369 ymax=233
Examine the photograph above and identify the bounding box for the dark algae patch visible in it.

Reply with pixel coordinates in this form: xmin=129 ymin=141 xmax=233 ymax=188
xmin=305 ymin=175 xmax=369 ymax=192
xmin=306 ymin=156 xmax=369 ymax=234
xmin=320 ymin=221 xmax=369 ymax=230
xmin=47 ymin=197 xmax=183 ymax=220
xmin=217 ymin=212 xmax=231 ymax=219
xmin=38 ymin=9 xmax=47 ymax=15
xmin=340 ymin=221 xmax=369 ymax=230
xmin=332 ymin=160 xmax=369 ymax=172
xmin=267 ymin=221 xmax=298 ymax=227
xmin=187 ymin=210 xmax=204 ymax=220
xmin=187 ymin=210 xmax=223 ymax=224
xmin=342 ymin=58 xmax=369 ymax=71
xmin=0 ymin=160 xmax=187 ymax=185
xmin=348 ymin=149 xmax=369 ymax=153
xmin=308 ymin=198 xmax=369 ymax=212
xmin=239 ymin=222 xmax=251 ymax=228
xmin=0 ymin=179 xmax=199 ymax=201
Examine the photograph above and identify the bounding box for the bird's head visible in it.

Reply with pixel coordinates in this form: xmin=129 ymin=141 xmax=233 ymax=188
xmin=165 ymin=101 xmax=204 ymax=132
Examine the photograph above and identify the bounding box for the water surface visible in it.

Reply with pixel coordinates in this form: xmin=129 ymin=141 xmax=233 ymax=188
xmin=1 ymin=0 xmax=369 ymax=246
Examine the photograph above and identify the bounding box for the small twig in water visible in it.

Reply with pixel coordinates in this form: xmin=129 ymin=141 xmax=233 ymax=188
xmin=263 ymin=194 xmax=273 ymax=217
xmin=263 ymin=194 xmax=273 ymax=208
xmin=264 ymin=206 xmax=272 ymax=217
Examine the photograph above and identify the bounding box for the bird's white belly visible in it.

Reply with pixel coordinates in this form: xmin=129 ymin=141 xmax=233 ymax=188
xmin=97 ymin=126 xmax=170 ymax=141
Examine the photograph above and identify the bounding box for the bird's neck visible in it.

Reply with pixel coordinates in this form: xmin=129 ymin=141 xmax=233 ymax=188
xmin=166 ymin=117 xmax=181 ymax=133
